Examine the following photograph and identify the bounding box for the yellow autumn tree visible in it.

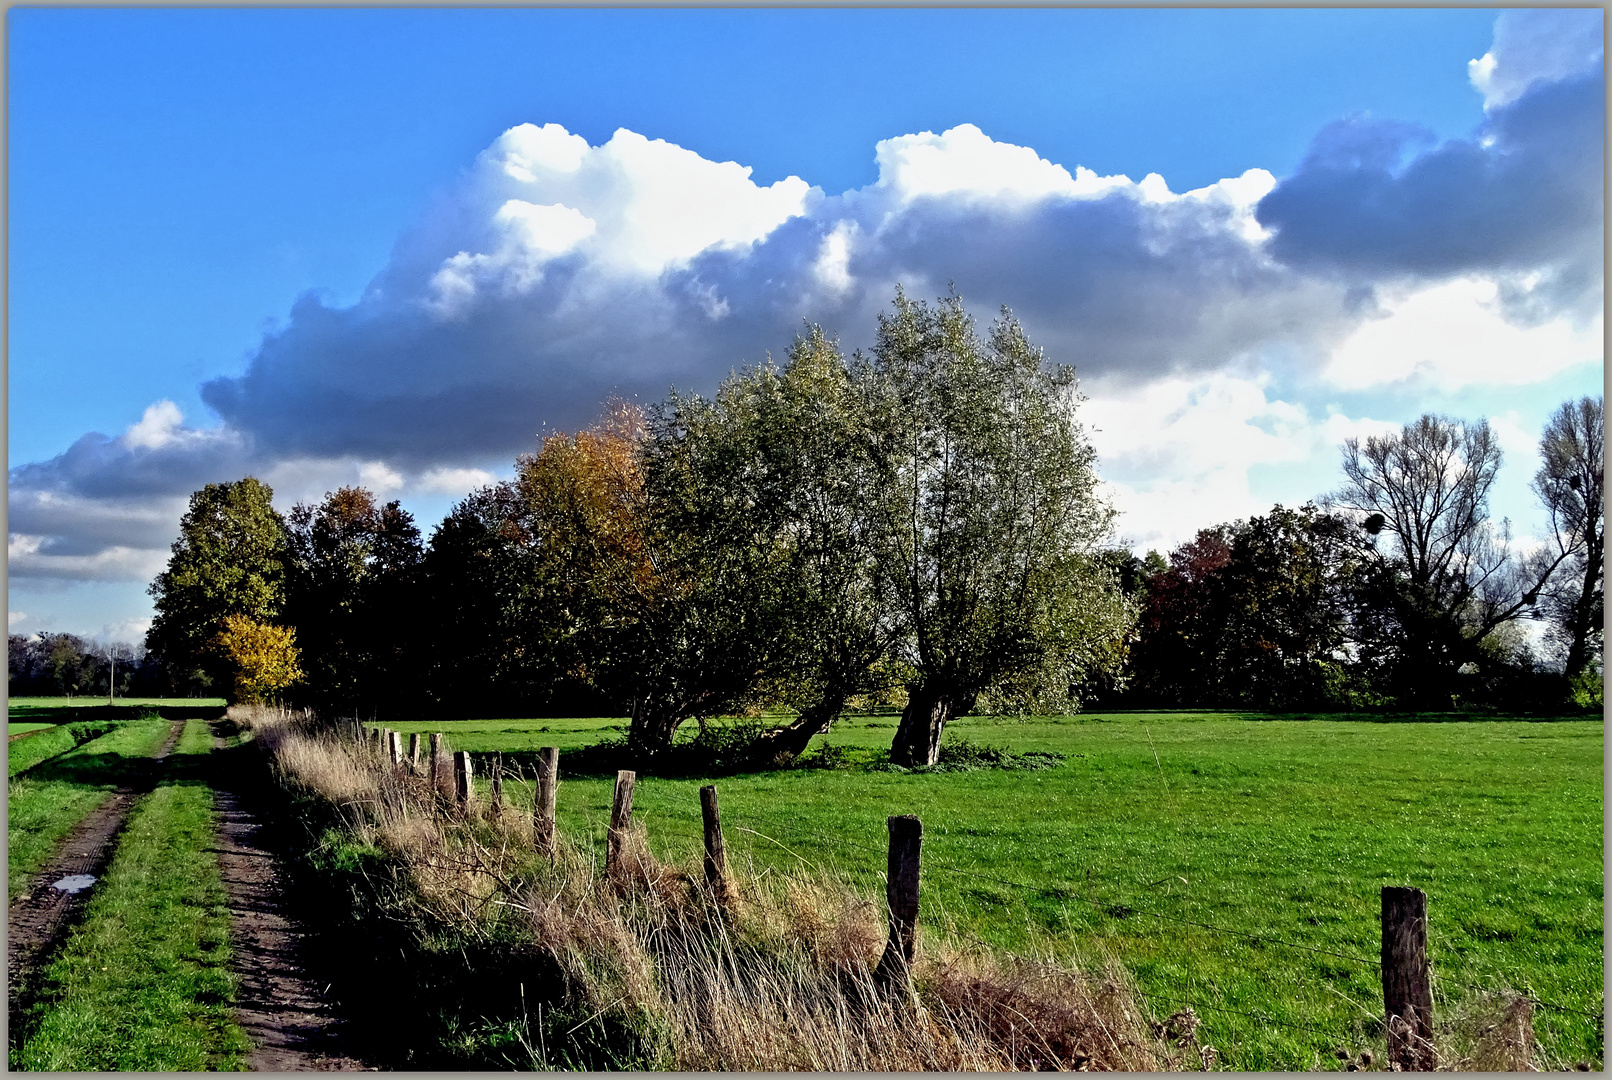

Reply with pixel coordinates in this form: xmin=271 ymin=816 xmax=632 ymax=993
xmin=210 ymin=614 xmax=304 ymax=704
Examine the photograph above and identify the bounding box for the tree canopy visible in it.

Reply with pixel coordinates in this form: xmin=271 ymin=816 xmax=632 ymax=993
xmin=146 ymin=477 xmax=289 ymax=693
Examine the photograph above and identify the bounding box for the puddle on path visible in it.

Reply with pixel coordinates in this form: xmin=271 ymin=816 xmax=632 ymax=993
xmin=51 ymin=874 xmax=97 ymax=894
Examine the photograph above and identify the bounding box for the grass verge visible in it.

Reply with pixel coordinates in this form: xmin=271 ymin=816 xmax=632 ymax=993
xmin=9 ymin=720 xmax=131 ymax=779
xmin=250 ymin=705 xmax=1176 ymax=1071
xmin=10 ymin=719 xmax=250 ymax=1071
xmin=7 ymin=719 xmax=172 ymax=901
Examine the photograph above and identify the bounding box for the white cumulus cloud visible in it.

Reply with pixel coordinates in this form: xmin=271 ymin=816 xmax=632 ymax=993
xmin=1469 ymin=8 xmax=1604 ymax=110
xmin=1322 ymin=276 xmax=1603 ymax=391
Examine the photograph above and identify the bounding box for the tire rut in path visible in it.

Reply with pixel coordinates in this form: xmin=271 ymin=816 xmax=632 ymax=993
xmin=210 ymin=725 xmax=371 ymax=1071
xmin=7 ymin=719 xmax=185 ymax=1027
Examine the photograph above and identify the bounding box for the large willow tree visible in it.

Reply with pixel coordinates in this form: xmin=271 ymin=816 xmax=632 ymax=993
xmin=860 ymin=291 xmax=1125 ymax=767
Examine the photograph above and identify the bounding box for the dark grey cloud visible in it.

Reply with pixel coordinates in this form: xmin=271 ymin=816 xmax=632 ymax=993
xmin=1256 ymin=71 xmax=1603 ymax=316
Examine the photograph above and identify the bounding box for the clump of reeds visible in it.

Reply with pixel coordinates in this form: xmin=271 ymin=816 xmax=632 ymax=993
xmin=231 ymin=703 xmax=1179 ymax=1070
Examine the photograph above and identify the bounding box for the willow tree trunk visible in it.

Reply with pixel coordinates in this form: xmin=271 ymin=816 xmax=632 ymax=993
xmin=889 ymin=687 xmax=975 ymax=767
xmin=748 ymin=695 xmax=846 ymax=768
xmin=627 ymin=698 xmax=685 ymax=761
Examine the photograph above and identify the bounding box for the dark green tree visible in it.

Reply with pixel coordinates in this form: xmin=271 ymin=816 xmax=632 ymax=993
xmin=1214 ymin=505 xmax=1359 ymax=708
xmin=146 ymin=477 xmax=289 ymax=691
xmin=640 ymin=327 xmax=905 ymax=765
xmin=1128 ymin=526 xmax=1236 ymax=706
xmin=417 ymin=480 xmax=581 ymax=717
xmin=860 ymin=292 xmax=1123 ymax=766
xmin=285 ymin=486 xmax=422 ymax=714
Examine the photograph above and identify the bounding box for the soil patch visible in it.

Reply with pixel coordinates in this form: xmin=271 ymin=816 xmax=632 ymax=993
xmin=210 ymin=727 xmax=371 ymax=1071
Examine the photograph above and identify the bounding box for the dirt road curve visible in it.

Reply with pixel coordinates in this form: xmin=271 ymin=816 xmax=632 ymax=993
xmin=211 ymin=728 xmax=371 ymax=1071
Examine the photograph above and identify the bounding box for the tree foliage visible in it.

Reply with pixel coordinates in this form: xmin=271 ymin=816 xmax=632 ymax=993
xmin=861 ymin=292 xmax=1123 ymax=765
xmin=210 ymin=614 xmax=303 ymax=704
xmin=1130 ymin=506 xmax=1359 ymax=709
xmin=285 ymin=486 xmax=422 ymax=713
xmin=146 ymin=477 xmax=289 ymax=692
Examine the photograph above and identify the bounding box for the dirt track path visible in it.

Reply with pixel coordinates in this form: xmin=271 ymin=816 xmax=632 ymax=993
xmin=210 ymin=726 xmax=371 ymax=1071
xmin=7 ymin=719 xmax=184 ymax=1024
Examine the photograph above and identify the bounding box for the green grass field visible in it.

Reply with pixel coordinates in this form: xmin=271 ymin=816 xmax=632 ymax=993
xmin=7 ymin=720 xmax=173 ymax=901
xmin=386 ymin=710 xmax=1604 ymax=1070
xmin=11 ymin=719 xmax=249 ymax=1071
xmin=9 ymin=697 xmax=228 ymax=711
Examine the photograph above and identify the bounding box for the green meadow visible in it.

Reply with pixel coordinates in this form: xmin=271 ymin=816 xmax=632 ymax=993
xmin=383 ymin=710 xmax=1603 ymax=1070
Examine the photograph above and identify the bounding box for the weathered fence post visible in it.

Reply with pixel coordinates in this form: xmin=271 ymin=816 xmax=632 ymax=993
xmin=374 ymin=726 xmax=386 ymax=754
xmin=534 ymin=747 xmax=559 ymax=855
xmin=873 ymin=814 xmax=923 ymax=994
xmin=430 ymin=733 xmax=453 ymax=799
xmin=700 ymin=785 xmax=731 ymax=904
xmin=488 ymin=752 xmax=503 ymax=818
xmin=408 ymin=732 xmax=421 ymax=771
xmin=1382 ymin=885 xmax=1436 ymax=1071
xmin=607 ymin=770 xmax=636 ymax=877
xmin=388 ymin=730 xmax=402 ymax=768
xmin=454 ymin=750 xmax=475 ymax=812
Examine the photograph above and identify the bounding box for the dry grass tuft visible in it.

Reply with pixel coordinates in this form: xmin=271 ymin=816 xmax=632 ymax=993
xmin=1435 ymin=991 xmax=1543 ymax=1072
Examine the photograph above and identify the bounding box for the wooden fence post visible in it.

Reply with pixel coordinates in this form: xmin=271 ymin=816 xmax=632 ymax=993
xmin=454 ymin=751 xmax=474 ymax=812
xmin=873 ymin=815 xmax=923 ymax=994
xmin=408 ymin=732 xmax=421 ymax=771
xmin=607 ymin=770 xmax=636 ymax=877
xmin=1382 ymin=885 xmax=1436 ymax=1071
xmin=699 ymin=785 xmax=731 ymax=903
xmin=388 ymin=730 xmax=402 ymax=767
xmin=488 ymin=752 xmax=503 ymax=818
xmin=429 ymin=734 xmax=452 ymax=799
xmin=534 ymin=747 xmax=559 ymax=855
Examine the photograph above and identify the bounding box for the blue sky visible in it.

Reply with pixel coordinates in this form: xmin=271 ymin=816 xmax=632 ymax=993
xmin=8 ymin=8 xmax=1605 ymax=642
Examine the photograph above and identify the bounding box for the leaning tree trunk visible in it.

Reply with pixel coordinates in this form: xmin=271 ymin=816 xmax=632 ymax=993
xmin=748 ymin=695 xmax=847 ymax=768
xmin=890 ymin=686 xmax=976 ymax=767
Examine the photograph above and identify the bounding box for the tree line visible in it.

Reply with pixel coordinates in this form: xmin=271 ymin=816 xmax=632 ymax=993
xmin=133 ymin=291 xmax=1604 ymax=766
xmin=7 ymin=634 xmax=164 ymax=699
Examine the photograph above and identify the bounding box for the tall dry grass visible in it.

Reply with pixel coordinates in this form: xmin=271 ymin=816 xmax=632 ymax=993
xmin=230 ymin=703 xmax=1178 ymax=1070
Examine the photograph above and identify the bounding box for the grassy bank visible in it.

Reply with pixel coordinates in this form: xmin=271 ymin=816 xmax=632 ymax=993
xmin=396 ymin=710 xmax=1602 ymax=1070
xmin=10 ymin=719 xmax=250 ymax=1071
xmin=7 ymin=719 xmax=172 ymax=900
xmin=8 ymin=720 xmax=130 ymax=779
xmin=252 ymin=706 xmax=1177 ymax=1071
